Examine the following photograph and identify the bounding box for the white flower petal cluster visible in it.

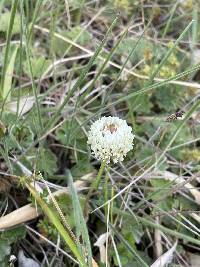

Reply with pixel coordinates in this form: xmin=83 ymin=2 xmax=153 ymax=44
xmin=87 ymin=116 xmax=134 ymax=164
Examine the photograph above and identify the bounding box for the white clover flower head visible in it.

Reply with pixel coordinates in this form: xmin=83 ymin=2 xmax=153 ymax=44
xmin=87 ymin=116 xmax=134 ymax=164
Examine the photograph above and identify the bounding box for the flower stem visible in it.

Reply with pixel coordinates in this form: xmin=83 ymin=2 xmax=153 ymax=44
xmin=84 ymin=161 xmax=106 ymax=212
xmin=91 ymin=161 xmax=106 ymax=192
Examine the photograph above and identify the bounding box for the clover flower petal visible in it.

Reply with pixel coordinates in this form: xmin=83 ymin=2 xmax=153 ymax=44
xmin=87 ymin=116 xmax=134 ymax=163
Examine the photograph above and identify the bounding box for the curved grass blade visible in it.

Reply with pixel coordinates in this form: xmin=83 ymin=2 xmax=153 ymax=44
xmin=26 ymin=182 xmax=87 ymax=267
xmin=68 ymin=171 xmax=93 ymax=267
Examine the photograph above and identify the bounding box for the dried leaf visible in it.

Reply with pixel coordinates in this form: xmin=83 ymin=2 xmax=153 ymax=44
xmin=0 ymin=204 xmax=38 ymax=230
xmin=162 ymin=171 xmax=200 ymax=205
xmin=192 ymin=49 xmax=200 ymax=65
xmin=92 ymin=258 xmax=99 ymax=267
xmin=94 ymin=233 xmax=110 ymax=263
xmin=0 ymin=120 xmax=6 ymax=138
xmin=150 ymin=242 xmax=177 ymax=267
xmin=6 ymin=96 xmax=35 ymax=115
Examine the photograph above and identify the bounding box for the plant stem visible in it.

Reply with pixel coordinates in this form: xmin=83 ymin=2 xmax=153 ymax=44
xmin=91 ymin=161 xmax=107 ymax=192
xmin=135 ymin=215 xmax=200 ymax=246
xmin=26 ymin=182 xmax=87 ymax=267
xmin=84 ymin=161 xmax=106 ymax=213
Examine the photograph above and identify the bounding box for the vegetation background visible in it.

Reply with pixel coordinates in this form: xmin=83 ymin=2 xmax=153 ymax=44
xmin=0 ymin=0 xmax=200 ymax=266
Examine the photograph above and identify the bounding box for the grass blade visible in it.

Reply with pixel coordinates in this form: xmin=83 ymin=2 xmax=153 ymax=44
xmin=68 ymin=171 xmax=93 ymax=267
xmin=96 ymin=208 xmax=149 ymax=267
xmin=135 ymin=215 xmax=200 ymax=246
xmin=0 ymin=0 xmax=19 ymax=100
xmin=26 ymin=182 xmax=87 ymax=267
xmin=149 ymin=20 xmax=194 ymax=82
xmin=44 ymin=14 xmax=119 ymax=132
xmin=2 ymin=45 xmax=18 ymax=101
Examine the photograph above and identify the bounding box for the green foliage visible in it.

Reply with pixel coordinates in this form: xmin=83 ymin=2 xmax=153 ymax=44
xmin=68 ymin=172 xmax=93 ymax=266
xmin=71 ymin=158 xmax=95 ymax=178
xmin=131 ymin=94 xmax=153 ymax=114
xmin=154 ymin=86 xmax=182 ymax=111
xmin=0 ymin=226 xmax=26 ymax=266
xmin=1 ymin=45 xmax=18 ymax=101
xmin=112 ymin=223 xmax=144 ymax=266
xmin=108 ymin=0 xmax=140 ymax=15
xmin=68 ymin=0 xmax=85 ymax=9
xmin=116 ymin=37 xmax=155 ymax=64
xmin=56 ymin=119 xmax=95 ymax=176
xmin=8 ymin=124 xmax=34 ymax=150
xmin=56 ymin=120 xmax=86 ymax=145
xmin=23 ymin=56 xmax=51 ymax=78
xmin=38 ymin=192 xmax=88 ymax=243
xmin=0 ymin=12 xmax=20 ymax=34
xmin=0 ymin=0 xmax=200 ymax=266
xmin=150 ymin=178 xmax=174 ymax=209
xmin=51 ymin=26 xmax=92 ymax=56
xmin=1 ymin=225 xmax=26 ymax=242
xmin=109 ymin=215 xmax=151 ymax=266
xmin=27 ymin=182 xmax=87 ymax=266
xmin=0 ymin=241 xmax=10 ymax=266
xmin=36 ymin=148 xmax=58 ymax=175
